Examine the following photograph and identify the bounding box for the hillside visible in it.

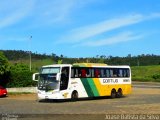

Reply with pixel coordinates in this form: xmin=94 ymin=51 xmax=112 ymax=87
xmin=1 ymin=50 xmax=160 ymax=66
xmin=1 ymin=49 xmax=160 ymax=72
xmin=0 ymin=50 xmax=160 ymax=83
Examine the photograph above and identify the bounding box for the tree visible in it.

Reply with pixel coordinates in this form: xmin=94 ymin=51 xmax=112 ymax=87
xmin=0 ymin=52 xmax=10 ymax=87
xmin=7 ymin=63 xmax=36 ymax=88
xmin=57 ymin=60 xmax=63 ymax=64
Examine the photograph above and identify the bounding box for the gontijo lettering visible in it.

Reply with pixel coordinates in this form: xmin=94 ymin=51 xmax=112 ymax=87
xmin=103 ymin=79 xmax=118 ymax=83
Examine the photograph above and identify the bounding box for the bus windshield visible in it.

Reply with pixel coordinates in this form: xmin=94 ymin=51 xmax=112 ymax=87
xmin=38 ymin=67 xmax=60 ymax=91
xmin=41 ymin=67 xmax=60 ymax=74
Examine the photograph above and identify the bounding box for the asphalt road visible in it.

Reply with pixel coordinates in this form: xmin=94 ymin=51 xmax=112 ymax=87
xmin=0 ymin=83 xmax=160 ymax=120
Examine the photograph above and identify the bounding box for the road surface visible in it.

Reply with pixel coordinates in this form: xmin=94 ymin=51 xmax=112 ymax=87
xmin=0 ymin=82 xmax=160 ymax=120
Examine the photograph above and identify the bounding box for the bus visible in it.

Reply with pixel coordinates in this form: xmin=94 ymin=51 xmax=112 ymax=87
xmin=32 ymin=63 xmax=131 ymax=101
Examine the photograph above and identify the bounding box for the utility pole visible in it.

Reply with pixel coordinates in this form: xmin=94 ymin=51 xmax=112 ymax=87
xmin=29 ymin=36 xmax=32 ymax=71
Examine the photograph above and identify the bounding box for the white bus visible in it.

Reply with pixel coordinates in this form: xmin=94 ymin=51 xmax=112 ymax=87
xmin=33 ymin=63 xmax=131 ymax=101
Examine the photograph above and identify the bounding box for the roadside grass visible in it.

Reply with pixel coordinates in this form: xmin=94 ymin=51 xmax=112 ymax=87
xmin=131 ymin=65 xmax=160 ymax=82
xmin=32 ymin=59 xmax=53 ymax=71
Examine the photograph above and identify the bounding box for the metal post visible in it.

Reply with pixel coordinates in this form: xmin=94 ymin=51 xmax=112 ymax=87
xmin=29 ymin=36 xmax=32 ymax=71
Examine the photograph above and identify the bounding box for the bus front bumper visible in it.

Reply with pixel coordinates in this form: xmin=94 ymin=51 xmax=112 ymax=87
xmin=37 ymin=91 xmax=64 ymax=100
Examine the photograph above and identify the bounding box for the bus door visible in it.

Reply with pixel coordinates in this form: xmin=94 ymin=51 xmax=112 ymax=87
xmin=60 ymin=67 xmax=70 ymax=90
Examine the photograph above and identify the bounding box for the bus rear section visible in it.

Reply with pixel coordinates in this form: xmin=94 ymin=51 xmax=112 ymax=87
xmin=70 ymin=63 xmax=132 ymax=99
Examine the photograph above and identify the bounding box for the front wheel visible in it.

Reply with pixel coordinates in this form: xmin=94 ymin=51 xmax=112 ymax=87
xmin=71 ymin=91 xmax=78 ymax=101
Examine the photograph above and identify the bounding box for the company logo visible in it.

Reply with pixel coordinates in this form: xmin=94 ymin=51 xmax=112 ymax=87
xmin=103 ymin=79 xmax=118 ymax=83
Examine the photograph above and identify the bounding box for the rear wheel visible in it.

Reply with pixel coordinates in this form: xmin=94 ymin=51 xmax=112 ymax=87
xmin=116 ymin=88 xmax=123 ymax=98
xmin=111 ymin=89 xmax=116 ymax=99
xmin=71 ymin=91 xmax=78 ymax=101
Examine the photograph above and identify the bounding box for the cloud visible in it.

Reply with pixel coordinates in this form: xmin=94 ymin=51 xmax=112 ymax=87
xmin=0 ymin=0 xmax=34 ymax=29
xmin=31 ymin=0 xmax=75 ymax=24
xmin=76 ymin=31 xmax=144 ymax=47
xmin=58 ymin=14 xmax=143 ymax=43
xmin=0 ymin=0 xmax=82 ymax=29
xmin=58 ymin=13 xmax=160 ymax=44
xmin=0 ymin=36 xmax=30 ymax=42
xmin=30 ymin=0 xmax=94 ymax=26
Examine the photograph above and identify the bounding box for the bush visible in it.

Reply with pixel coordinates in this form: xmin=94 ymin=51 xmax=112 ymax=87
xmin=152 ymin=74 xmax=160 ymax=80
xmin=132 ymin=77 xmax=151 ymax=82
xmin=0 ymin=52 xmax=10 ymax=87
xmin=7 ymin=64 xmax=36 ymax=88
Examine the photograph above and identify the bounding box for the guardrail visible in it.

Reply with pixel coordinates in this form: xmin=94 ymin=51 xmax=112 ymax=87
xmin=7 ymin=87 xmax=37 ymax=93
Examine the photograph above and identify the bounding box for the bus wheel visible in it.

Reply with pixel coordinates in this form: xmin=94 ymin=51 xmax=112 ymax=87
xmin=111 ymin=89 xmax=116 ymax=99
xmin=71 ymin=91 xmax=78 ymax=101
xmin=116 ymin=88 xmax=123 ymax=98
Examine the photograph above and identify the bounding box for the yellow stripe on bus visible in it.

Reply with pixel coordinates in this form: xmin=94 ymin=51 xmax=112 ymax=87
xmin=93 ymin=78 xmax=107 ymax=96
xmin=87 ymin=64 xmax=107 ymax=96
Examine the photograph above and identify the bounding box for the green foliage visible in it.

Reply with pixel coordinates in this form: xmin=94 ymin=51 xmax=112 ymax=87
xmin=0 ymin=52 xmax=10 ymax=87
xmin=57 ymin=60 xmax=63 ymax=64
xmin=1 ymin=50 xmax=160 ymax=66
xmin=152 ymin=74 xmax=160 ymax=81
xmin=32 ymin=59 xmax=53 ymax=72
xmin=0 ymin=50 xmax=54 ymax=61
xmin=131 ymin=65 xmax=160 ymax=82
xmin=0 ymin=52 xmax=9 ymax=74
xmin=7 ymin=64 xmax=36 ymax=88
xmin=0 ymin=50 xmax=160 ymax=87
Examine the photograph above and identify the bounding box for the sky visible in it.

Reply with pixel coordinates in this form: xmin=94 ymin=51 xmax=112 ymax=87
xmin=0 ymin=0 xmax=160 ymax=58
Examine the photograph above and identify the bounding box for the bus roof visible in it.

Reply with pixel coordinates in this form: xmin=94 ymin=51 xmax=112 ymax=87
xmin=42 ymin=63 xmax=130 ymax=68
xmin=42 ymin=64 xmax=71 ymax=68
xmin=73 ymin=63 xmax=107 ymax=67
xmin=73 ymin=63 xmax=130 ymax=68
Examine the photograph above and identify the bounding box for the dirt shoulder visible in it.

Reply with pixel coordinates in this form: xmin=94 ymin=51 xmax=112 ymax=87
xmin=6 ymin=93 xmax=37 ymax=100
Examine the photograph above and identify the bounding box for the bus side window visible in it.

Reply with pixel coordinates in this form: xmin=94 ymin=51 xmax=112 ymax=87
xmin=105 ymin=69 xmax=110 ymax=78
xmin=81 ymin=69 xmax=87 ymax=77
xmin=86 ymin=68 xmax=92 ymax=77
xmin=95 ymin=69 xmax=100 ymax=78
xmin=110 ymin=69 xmax=114 ymax=77
xmin=113 ymin=68 xmax=119 ymax=77
xmin=71 ymin=68 xmax=78 ymax=78
xmin=100 ymin=68 xmax=105 ymax=77
xmin=126 ymin=69 xmax=130 ymax=77
xmin=123 ymin=69 xmax=130 ymax=77
xmin=71 ymin=68 xmax=74 ymax=78
xmin=91 ymin=69 xmax=94 ymax=77
xmin=123 ymin=69 xmax=127 ymax=77
xmin=77 ymin=68 xmax=81 ymax=77
xmin=119 ymin=69 xmax=123 ymax=77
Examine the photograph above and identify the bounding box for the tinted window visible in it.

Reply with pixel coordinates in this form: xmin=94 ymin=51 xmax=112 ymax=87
xmin=71 ymin=67 xmax=130 ymax=78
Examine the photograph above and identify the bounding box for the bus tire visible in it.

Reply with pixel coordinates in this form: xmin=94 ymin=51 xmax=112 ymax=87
xmin=116 ymin=88 xmax=123 ymax=98
xmin=111 ymin=89 xmax=116 ymax=99
xmin=71 ymin=91 xmax=78 ymax=101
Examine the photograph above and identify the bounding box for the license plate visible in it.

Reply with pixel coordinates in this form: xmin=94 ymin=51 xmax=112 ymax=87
xmin=45 ymin=96 xmax=49 ymax=99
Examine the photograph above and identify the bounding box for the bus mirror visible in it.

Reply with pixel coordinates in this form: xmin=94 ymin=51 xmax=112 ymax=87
xmin=56 ymin=73 xmax=61 ymax=81
xmin=32 ymin=73 xmax=39 ymax=81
